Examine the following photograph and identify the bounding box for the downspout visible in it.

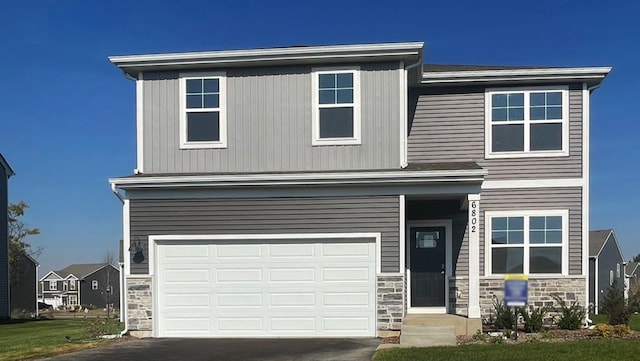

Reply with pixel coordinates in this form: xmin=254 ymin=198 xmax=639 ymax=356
xmin=110 ymin=182 xmax=128 ymax=336
xmin=35 ymin=263 xmax=40 ymax=318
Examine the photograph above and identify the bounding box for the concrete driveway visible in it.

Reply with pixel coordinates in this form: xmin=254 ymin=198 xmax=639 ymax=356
xmin=40 ymin=338 xmax=379 ymax=361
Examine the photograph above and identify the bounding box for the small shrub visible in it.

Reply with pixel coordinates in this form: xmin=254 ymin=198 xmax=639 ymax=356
xmin=609 ymin=304 xmax=631 ymax=326
xmin=601 ymin=280 xmax=631 ymax=325
xmin=553 ymin=295 xmax=586 ymax=330
xmin=526 ymin=336 xmax=540 ymax=343
xmin=472 ymin=329 xmax=486 ymax=341
xmin=492 ymin=297 xmax=515 ymax=329
xmin=520 ymin=305 xmax=548 ymax=333
xmin=593 ymin=323 xmax=631 ymax=338
xmin=613 ymin=324 xmax=631 ymax=336
xmin=541 ymin=331 xmax=555 ymax=339
xmin=489 ymin=336 xmax=504 ymax=344
xmin=81 ymin=317 xmax=122 ymax=339
xmin=82 ymin=304 xmax=98 ymax=310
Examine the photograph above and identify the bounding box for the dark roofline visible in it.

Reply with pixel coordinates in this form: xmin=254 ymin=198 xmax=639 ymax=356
xmin=0 ymin=153 xmax=14 ymax=177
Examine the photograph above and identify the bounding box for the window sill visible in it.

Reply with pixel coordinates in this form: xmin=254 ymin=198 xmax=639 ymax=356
xmin=180 ymin=141 xmax=227 ymax=150
xmin=312 ymin=138 xmax=361 ymax=146
xmin=485 ymin=150 xmax=569 ymax=159
xmin=482 ymin=274 xmax=569 ymax=279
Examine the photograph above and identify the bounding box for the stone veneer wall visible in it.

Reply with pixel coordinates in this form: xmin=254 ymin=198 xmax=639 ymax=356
xmin=479 ymin=276 xmax=586 ymax=318
xmin=449 ymin=277 xmax=469 ymax=316
xmin=127 ymin=277 xmax=153 ymax=333
xmin=377 ymin=275 xmax=404 ymax=330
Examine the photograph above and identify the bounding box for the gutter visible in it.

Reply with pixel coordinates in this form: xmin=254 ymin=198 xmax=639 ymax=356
xmin=111 ymin=183 xmax=125 ymax=204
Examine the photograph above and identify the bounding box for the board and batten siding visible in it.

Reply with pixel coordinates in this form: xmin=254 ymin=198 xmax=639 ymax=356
xmin=129 ymin=196 xmax=400 ymax=274
xmin=407 ymin=85 xmax=583 ymax=180
xmin=142 ymin=63 xmax=402 ymax=174
xmin=479 ymin=187 xmax=583 ymax=276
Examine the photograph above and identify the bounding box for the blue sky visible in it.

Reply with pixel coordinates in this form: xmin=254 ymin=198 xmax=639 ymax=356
xmin=1 ymin=0 xmax=638 ymax=274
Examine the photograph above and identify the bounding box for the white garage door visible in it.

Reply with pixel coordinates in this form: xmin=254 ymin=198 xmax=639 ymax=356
xmin=155 ymin=238 xmax=376 ymax=337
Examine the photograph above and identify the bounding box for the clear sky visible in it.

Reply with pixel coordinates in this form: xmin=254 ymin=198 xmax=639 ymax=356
xmin=1 ymin=0 xmax=638 ymax=275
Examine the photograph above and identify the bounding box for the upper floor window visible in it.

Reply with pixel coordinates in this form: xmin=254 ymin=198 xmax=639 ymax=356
xmin=179 ymin=72 xmax=227 ymax=149
xmin=49 ymin=280 xmax=57 ymax=291
xmin=485 ymin=87 xmax=568 ymax=158
xmin=63 ymin=281 xmax=68 ymax=291
xmin=69 ymin=280 xmax=76 ymax=290
xmin=312 ymin=68 xmax=361 ymax=145
xmin=486 ymin=210 xmax=568 ymax=275
xmin=92 ymin=280 xmax=99 ymax=290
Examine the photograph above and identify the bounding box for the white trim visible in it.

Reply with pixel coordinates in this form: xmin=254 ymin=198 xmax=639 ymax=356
xmin=39 ymin=271 xmax=62 ymax=282
xmin=399 ymin=62 xmax=408 ymax=167
xmin=135 ymin=72 xmax=144 ymax=173
xmin=582 ymin=82 xmax=590 ymax=310
xmin=311 ymin=67 xmax=361 ymax=146
xmin=467 ymin=194 xmax=481 ymax=318
xmin=484 ymin=209 xmax=570 ymax=276
xmin=594 ymin=258 xmax=599 ymax=314
xmin=123 ymin=199 xmax=130 ymax=276
xmin=422 ymin=67 xmax=611 ymax=85
xmin=110 ymin=168 xmax=487 ymax=189
xmin=482 ymin=178 xmax=584 ymax=189
xmin=399 ymin=195 xmax=406 ymax=273
xmin=109 ymin=42 xmax=424 ymax=70
xmin=406 ymin=220 xmax=452 ymax=314
xmin=147 ymin=232 xmax=383 ymax=276
xmin=92 ymin=280 xmax=99 ymax=290
xmin=179 ymin=72 xmax=227 ymax=149
xmin=485 ymin=86 xmax=569 ymax=159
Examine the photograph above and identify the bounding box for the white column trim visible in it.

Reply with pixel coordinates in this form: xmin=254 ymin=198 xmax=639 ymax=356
xmin=399 ymin=195 xmax=406 ymax=273
xmin=399 ymin=63 xmax=408 ymax=168
xmin=123 ymin=199 xmax=130 ymax=276
xmin=582 ymin=82 xmax=590 ymax=311
xmin=135 ymin=72 xmax=144 ymax=173
xmin=467 ymin=194 xmax=481 ymax=318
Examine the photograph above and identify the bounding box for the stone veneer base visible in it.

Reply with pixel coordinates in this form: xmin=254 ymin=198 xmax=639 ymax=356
xmin=377 ymin=275 xmax=404 ymax=331
xmin=126 ymin=277 xmax=153 ymax=332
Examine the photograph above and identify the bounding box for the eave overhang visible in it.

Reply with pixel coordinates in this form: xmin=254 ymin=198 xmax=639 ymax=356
xmin=110 ymin=42 xmax=424 ymax=78
xmin=109 ymin=168 xmax=487 ymax=190
xmin=420 ymin=67 xmax=612 ymax=87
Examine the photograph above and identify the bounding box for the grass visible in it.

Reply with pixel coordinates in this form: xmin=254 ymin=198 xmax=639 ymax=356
xmin=373 ymin=339 xmax=640 ymax=361
xmin=0 ymin=319 xmax=123 ymax=361
xmin=590 ymin=313 xmax=640 ymax=330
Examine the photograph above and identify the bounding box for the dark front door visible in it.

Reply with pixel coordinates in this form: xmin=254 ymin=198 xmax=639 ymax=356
xmin=410 ymin=226 xmax=446 ymax=307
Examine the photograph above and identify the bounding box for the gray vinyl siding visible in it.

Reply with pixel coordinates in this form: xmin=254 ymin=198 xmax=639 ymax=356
xmin=10 ymin=255 xmax=36 ymax=313
xmin=129 ymin=196 xmax=400 ymax=274
xmin=594 ymin=236 xmax=624 ymax=311
xmin=407 ymin=85 xmax=583 ymax=180
xmin=0 ymin=166 xmax=8 ymax=318
xmin=142 ymin=63 xmax=401 ymax=174
xmin=479 ymin=187 xmax=583 ymax=275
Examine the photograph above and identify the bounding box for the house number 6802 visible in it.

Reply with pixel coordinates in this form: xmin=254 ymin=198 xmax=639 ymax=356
xmin=470 ymin=201 xmax=478 ymax=233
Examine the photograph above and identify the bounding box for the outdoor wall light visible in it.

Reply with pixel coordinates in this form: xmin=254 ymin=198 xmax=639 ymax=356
xmin=129 ymin=239 xmax=145 ymax=264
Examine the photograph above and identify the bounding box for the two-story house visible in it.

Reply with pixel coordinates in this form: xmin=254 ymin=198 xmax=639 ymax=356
xmin=1 ymin=153 xmax=15 ymax=319
xmin=108 ymin=42 xmax=610 ymax=338
xmin=40 ymin=263 xmax=120 ymax=309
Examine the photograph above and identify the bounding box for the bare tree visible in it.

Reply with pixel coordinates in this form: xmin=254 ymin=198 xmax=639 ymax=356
xmin=8 ymin=201 xmax=41 ymax=286
xmin=98 ymin=251 xmax=118 ymax=318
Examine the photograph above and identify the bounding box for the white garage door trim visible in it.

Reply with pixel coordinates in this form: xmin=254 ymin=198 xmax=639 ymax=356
xmin=148 ymin=232 xmax=382 ymax=338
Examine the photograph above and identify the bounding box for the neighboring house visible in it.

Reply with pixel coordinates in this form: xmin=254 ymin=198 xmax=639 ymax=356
xmin=108 ymin=42 xmax=610 ymax=338
xmin=589 ymin=229 xmax=625 ymax=314
xmin=10 ymin=252 xmax=39 ymax=315
xmin=39 ymin=263 xmax=120 ymax=309
xmin=624 ymin=261 xmax=639 ymax=305
xmin=0 ymin=153 xmax=15 ymax=319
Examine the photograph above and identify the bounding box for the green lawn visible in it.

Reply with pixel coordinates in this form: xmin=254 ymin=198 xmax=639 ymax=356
xmin=0 ymin=319 xmax=123 ymax=361
xmin=373 ymin=339 xmax=640 ymax=361
xmin=590 ymin=313 xmax=640 ymax=330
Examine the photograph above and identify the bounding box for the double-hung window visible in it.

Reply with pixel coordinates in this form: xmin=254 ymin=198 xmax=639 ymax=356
xmin=179 ymin=72 xmax=227 ymax=149
xmin=69 ymin=280 xmax=76 ymax=290
xmin=486 ymin=210 xmax=568 ymax=275
xmin=49 ymin=280 xmax=57 ymax=291
xmin=312 ymin=68 xmax=361 ymax=145
xmin=486 ymin=87 xmax=568 ymax=158
xmin=92 ymin=280 xmax=99 ymax=290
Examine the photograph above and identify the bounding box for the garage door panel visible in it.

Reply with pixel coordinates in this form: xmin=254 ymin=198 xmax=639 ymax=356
xmin=157 ymin=238 xmax=376 ymax=337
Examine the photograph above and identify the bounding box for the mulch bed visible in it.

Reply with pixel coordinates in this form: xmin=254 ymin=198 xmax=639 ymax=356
xmin=457 ymin=327 xmax=640 ymax=345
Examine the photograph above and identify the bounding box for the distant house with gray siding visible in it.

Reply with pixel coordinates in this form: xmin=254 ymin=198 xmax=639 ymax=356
xmin=40 ymin=263 xmax=119 ymax=309
xmin=0 ymin=153 xmax=14 ymax=319
xmin=108 ymin=42 xmax=611 ymax=338
xmin=589 ymin=229 xmax=625 ymax=314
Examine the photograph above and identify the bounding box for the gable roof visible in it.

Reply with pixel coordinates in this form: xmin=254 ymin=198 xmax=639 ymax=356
xmin=0 ymin=153 xmax=14 ymax=177
xmin=55 ymin=263 xmax=117 ymax=279
xmin=589 ymin=229 xmax=624 ymax=260
xmin=627 ymin=262 xmax=639 ymax=276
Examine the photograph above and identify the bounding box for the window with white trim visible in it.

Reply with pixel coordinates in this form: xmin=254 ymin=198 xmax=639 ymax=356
xmin=617 ymin=263 xmax=621 ymax=278
xmin=486 ymin=87 xmax=568 ymax=157
xmin=49 ymin=280 xmax=57 ymax=291
xmin=179 ymin=73 xmax=227 ymax=149
xmin=63 ymin=281 xmax=68 ymax=291
xmin=69 ymin=280 xmax=76 ymax=290
xmin=486 ymin=210 xmax=568 ymax=275
xmin=69 ymin=295 xmax=78 ymax=306
xmin=92 ymin=280 xmax=98 ymax=290
xmin=312 ymin=68 xmax=361 ymax=145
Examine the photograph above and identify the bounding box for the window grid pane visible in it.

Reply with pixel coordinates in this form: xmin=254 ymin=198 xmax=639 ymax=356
xmin=529 ymin=216 xmax=562 ymax=244
xmin=318 ymin=73 xmax=353 ymax=105
xmin=186 ymin=78 xmax=220 ymax=109
xmin=530 ymin=92 xmax=563 ymax=120
xmin=492 ymin=93 xmax=524 ymax=122
xmin=491 ymin=216 xmax=524 ymax=244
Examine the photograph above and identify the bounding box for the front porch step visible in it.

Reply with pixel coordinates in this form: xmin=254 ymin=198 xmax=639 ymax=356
xmin=399 ymin=324 xmax=456 ymax=347
xmin=403 ymin=314 xmax=481 ymax=336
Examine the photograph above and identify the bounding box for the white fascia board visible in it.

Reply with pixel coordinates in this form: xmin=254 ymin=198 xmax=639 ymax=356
xmin=109 ymin=42 xmax=424 ymax=74
xmin=421 ymin=67 xmax=612 ymax=85
xmin=482 ymin=178 xmax=585 ymax=189
xmin=109 ymin=169 xmax=487 ymax=189
xmin=39 ymin=271 xmax=62 ymax=282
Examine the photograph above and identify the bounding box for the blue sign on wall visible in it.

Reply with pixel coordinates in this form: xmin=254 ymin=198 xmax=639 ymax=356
xmin=504 ymin=274 xmax=528 ymax=307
